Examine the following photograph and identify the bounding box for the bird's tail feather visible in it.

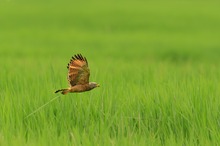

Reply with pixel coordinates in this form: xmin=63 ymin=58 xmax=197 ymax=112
xmin=55 ymin=89 xmax=69 ymax=94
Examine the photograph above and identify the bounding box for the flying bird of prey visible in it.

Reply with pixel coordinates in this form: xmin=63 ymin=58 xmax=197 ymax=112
xmin=55 ymin=54 xmax=100 ymax=94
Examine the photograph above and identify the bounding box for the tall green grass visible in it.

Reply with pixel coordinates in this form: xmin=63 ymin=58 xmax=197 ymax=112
xmin=0 ymin=0 xmax=220 ymax=145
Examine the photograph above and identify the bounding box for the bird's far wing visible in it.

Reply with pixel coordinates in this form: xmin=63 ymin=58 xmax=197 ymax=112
xmin=67 ymin=54 xmax=90 ymax=86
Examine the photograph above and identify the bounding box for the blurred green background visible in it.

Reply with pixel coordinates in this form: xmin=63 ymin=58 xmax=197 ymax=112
xmin=1 ymin=1 xmax=220 ymax=61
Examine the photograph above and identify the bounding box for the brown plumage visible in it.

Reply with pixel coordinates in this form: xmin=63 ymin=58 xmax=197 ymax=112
xmin=55 ymin=54 xmax=99 ymax=95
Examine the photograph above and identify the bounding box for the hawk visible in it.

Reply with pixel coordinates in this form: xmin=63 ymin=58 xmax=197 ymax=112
xmin=55 ymin=54 xmax=100 ymax=95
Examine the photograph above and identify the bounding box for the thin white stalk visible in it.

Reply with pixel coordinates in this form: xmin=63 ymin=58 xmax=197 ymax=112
xmin=24 ymin=95 xmax=61 ymax=119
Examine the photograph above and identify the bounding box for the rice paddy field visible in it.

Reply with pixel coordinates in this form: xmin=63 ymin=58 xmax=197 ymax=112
xmin=1 ymin=0 xmax=220 ymax=145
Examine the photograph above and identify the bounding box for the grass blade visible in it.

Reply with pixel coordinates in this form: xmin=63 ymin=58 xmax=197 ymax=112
xmin=24 ymin=95 xmax=61 ymax=119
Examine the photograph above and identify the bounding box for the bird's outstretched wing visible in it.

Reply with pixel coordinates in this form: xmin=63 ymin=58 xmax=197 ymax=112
xmin=67 ymin=54 xmax=90 ymax=86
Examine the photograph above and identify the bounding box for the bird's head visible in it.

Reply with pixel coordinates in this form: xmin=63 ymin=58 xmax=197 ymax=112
xmin=89 ymin=82 xmax=100 ymax=89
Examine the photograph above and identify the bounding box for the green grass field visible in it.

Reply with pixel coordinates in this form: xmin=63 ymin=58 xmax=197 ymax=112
xmin=1 ymin=0 xmax=220 ymax=145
